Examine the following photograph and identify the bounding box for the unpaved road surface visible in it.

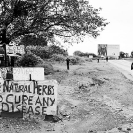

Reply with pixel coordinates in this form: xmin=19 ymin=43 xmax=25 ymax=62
xmin=47 ymin=60 xmax=133 ymax=133
xmin=109 ymin=60 xmax=132 ymax=73
xmin=1 ymin=60 xmax=133 ymax=133
xmin=109 ymin=60 xmax=133 ymax=80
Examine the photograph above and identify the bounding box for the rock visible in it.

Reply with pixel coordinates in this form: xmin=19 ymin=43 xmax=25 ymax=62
xmin=44 ymin=115 xmax=62 ymax=122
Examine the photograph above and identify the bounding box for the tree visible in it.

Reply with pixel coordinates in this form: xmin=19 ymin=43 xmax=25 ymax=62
xmin=19 ymin=35 xmax=47 ymax=46
xmin=73 ymin=51 xmax=84 ymax=56
xmin=0 ymin=0 xmax=109 ymax=46
xmin=73 ymin=51 xmax=97 ymax=57
xmin=120 ymin=51 xmax=125 ymax=58
xmin=49 ymin=45 xmax=68 ymax=56
xmin=125 ymin=53 xmax=129 ymax=58
xmin=131 ymin=51 xmax=133 ymax=57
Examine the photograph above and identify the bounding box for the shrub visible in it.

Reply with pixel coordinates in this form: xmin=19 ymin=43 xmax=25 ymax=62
xmin=16 ymin=52 xmax=44 ymax=67
xmin=73 ymin=51 xmax=97 ymax=58
xmin=26 ymin=46 xmax=52 ymax=59
xmin=84 ymin=57 xmax=92 ymax=62
xmin=36 ymin=62 xmax=54 ymax=75
xmin=69 ymin=56 xmax=85 ymax=65
xmin=108 ymin=56 xmax=117 ymax=60
xmin=26 ymin=45 xmax=68 ymax=59
xmin=50 ymin=54 xmax=66 ymax=62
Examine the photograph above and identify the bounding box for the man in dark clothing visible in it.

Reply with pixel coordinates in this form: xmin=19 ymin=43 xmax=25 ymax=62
xmin=131 ymin=62 xmax=133 ymax=70
xmin=97 ymin=58 xmax=99 ymax=63
xmin=66 ymin=58 xmax=70 ymax=70
xmin=106 ymin=56 xmax=108 ymax=62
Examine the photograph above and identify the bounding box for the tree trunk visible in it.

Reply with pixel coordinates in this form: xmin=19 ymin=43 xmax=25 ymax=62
xmin=1 ymin=27 xmax=8 ymax=66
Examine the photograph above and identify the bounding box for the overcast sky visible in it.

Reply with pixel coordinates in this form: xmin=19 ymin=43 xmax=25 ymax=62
xmin=67 ymin=0 xmax=133 ymax=55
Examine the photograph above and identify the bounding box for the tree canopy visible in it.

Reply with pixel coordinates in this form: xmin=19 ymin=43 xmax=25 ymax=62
xmin=0 ymin=0 xmax=109 ymax=45
xmin=131 ymin=51 xmax=133 ymax=57
xmin=73 ymin=50 xmax=97 ymax=57
xmin=119 ymin=51 xmax=125 ymax=58
xmin=19 ymin=35 xmax=48 ymax=46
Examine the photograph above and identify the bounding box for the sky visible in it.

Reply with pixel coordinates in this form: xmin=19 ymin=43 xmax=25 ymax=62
xmin=66 ymin=0 xmax=133 ymax=55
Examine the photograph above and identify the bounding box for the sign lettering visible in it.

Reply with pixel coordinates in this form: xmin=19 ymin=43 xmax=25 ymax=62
xmin=0 ymin=80 xmax=58 ymax=115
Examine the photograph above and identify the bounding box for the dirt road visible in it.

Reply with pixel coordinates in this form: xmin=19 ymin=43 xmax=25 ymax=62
xmin=109 ymin=60 xmax=133 ymax=80
xmin=109 ymin=60 xmax=132 ymax=72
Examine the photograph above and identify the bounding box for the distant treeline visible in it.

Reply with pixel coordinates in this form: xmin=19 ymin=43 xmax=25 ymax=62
xmin=73 ymin=51 xmax=97 ymax=57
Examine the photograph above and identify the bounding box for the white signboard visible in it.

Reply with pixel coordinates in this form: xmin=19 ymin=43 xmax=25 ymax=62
xmin=0 ymin=80 xmax=58 ymax=115
xmin=13 ymin=67 xmax=45 ymax=81
xmin=6 ymin=45 xmax=25 ymax=55
xmin=98 ymin=44 xmax=120 ymax=58
xmin=107 ymin=45 xmax=120 ymax=57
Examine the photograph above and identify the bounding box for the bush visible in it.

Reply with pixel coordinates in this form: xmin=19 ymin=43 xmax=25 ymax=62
xmin=50 ymin=54 xmax=66 ymax=62
xmin=36 ymin=62 xmax=54 ymax=75
xmin=108 ymin=56 xmax=117 ymax=60
xmin=26 ymin=45 xmax=68 ymax=59
xmin=84 ymin=57 xmax=92 ymax=62
xmin=26 ymin=46 xmax=52 ymax=59
xmin=73 ymin=51 xmax=97 ymax=58
xmin=16 ymin=52 xmax=44 ymax=67
xmin=69 ymin=56 xmax=85 ymax=65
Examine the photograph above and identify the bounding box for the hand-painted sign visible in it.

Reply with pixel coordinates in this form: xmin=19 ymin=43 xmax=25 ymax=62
xmin=6 ymin=45 xmax=25 ymax=55
xmin=0 ymin=80 xmax=58 ymax=115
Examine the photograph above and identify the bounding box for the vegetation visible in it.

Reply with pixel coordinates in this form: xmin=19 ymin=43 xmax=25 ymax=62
xmin=131 ymin=51 xmax=133 ymax=57
xmin=26 ymin=46 xmax=52 ymax=59
xmin=0 ymin=0 xmax=109 ymax=47
xmin=50 ymin=54 xmax=66 ymax=62
xmin=69 ymin=56 xmax=85 ymax=65
xmin=26 ymin=45 xmax=68 ymax=59
xmin=16 ymin=52 xmax=44 ymax=67
xmin=73 ymin=50 xmax=97 ymax=57
xmin=19 ymin=35 xmax=48 ymax=46
xmin=36 ymin=62 xmax=54 ymax=75
xmin=119 ymin=51 xmax=125 ymax=58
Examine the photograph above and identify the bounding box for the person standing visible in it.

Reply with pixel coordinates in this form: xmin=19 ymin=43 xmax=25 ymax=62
xmin=66 ymin=58 xmax=70 ymax=70
xmin=131 ymin=62 xmax=133 ymax=70
xmin=97 ymin=58 xmax=99 ymax=63
xmin=106 ymin=56 xmax=108 ymax=62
